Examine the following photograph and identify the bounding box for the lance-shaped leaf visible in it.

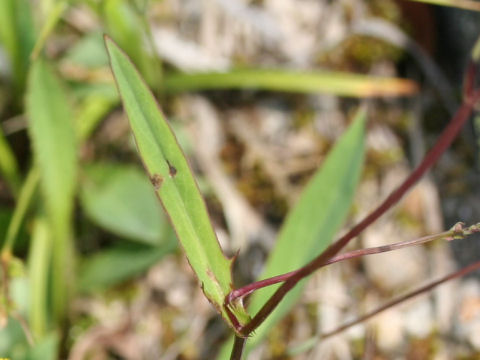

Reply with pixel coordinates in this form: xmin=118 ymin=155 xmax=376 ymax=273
xmin=104 ymin=37 xmax=250 ymax=332
xmin=218 ymin=110 xmax=366 ymax=358
xmin=245 ymin=110 xmax=365 ymax=349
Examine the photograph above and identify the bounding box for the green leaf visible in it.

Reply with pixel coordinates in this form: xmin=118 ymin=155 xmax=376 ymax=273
xmin=105 ymin=37 xmax=250 ymax=332
xmin=80 ymin=163 xmax=168 ymax=245
xmin=26 ymin=59 xmax=77 ymax=243
xmin=79 ymin=240 xmax=176 ymax=293
xmin=26 ymin=58 xmax=77 ymax=320
xmin=218 ymin=110 xmax=366 ymax=358
xmin=249 ymin=110 xmax=365 ymax=347
xmin=164 ymin=69 xmax=418 ymax=98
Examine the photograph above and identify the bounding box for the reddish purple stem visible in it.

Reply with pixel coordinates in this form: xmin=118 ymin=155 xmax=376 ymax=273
xmin=320 ymin=259 xmax=480 ymax=340
xmin=226 ymin=230 xmax=455 ymax=305
xmin=233 ymin=64 xmax=480 ymax=337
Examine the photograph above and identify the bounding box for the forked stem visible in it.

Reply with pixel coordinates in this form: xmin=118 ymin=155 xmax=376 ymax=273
xmin=226 ymin=223 xmax=478 ymax=306
xmin=233 ymin=62 xmax=480 ymax=337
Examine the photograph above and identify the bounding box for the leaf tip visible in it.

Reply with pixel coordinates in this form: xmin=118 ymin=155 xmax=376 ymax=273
xmin=103 ymin=33 xmax=112 ymax=45
xmin=103 ymin=34 xmax=120 ymax=57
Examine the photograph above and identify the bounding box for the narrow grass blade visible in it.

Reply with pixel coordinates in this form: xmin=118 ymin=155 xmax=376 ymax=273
xmin=31 ymin=1 xmax=68 ymax=60
xmin=105 ymin=37 xmax=250 ymax=332
xmin=407 ymin=0 xmax=480 ymax=11
xmin=164 ymin=69 xmax=418 ymax=98
xmin=26 ymin=60 xmax=77 ymax=239
xmin=26 ymin=59 xmax=77 ymax=320
xmin=1 ymin=168 xmax=39 ymax=257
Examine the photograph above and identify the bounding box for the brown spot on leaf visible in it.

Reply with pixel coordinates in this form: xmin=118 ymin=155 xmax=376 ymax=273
xmin=166 ymin=159 xmax=177 ymax=177
xmin=150 ymin=174 xmax=163 ymax=190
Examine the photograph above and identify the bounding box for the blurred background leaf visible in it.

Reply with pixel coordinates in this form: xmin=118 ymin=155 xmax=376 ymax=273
xmin=26 ymin=59 xmax=77 ymax=321
xmin=164 ymin=69 xmax=418 ymax=97
xmin=78 ymin=238 xmax=176 ymax=293
xmin=80 ymin=163 xmax=168 ymax=245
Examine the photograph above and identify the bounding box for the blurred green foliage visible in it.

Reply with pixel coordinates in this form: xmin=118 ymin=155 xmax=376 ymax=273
xmin=0 ymin=1 xmax=173 ymax=357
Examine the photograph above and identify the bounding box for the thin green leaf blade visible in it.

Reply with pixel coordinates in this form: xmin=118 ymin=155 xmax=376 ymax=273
xmin=1 ymin=169 xmax=39 ymax=256
xmin=30 ymin=1 xmax=68 ymax=60
xmin=26 ymin=59 xmax=77 ymax=240
xmin=26 ymin=59 xmax=77 ymax=320
xmin=164 ymin=69 xmax=418 ymax=98
xmin=104 ymin=37 xmax=250 ymax=331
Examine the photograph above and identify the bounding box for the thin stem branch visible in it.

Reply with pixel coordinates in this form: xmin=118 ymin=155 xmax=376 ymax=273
xmin=286 ymin=259 xmax=480 ymax=356
xmin=237 ymin=69 xmax=480 ymax=336
xmin=227 ymin=225 xmax=475 ymax=304
xmin=1 ymin=168 xmax=39 ymax=257
xmin=320 ymin=259 xmax=480 ymax=340
xmin=230 ymin=335 xmax=247 ymax=360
